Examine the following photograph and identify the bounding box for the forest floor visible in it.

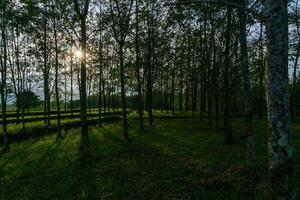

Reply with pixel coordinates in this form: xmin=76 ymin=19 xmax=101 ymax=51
xmin=0 ymin=117 xmax=299 ymax=199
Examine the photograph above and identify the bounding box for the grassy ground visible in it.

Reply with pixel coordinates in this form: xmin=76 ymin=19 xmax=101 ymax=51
xmin=0 ymin=117 xmax=299 ymax=199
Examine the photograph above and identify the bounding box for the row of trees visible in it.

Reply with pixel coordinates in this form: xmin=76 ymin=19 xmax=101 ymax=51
xmin=0 ymin=0 xmax=296 ymax=198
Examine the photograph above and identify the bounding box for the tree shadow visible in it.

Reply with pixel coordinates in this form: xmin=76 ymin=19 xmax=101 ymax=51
xmin=1 ymin=119 xmax=266 ymax=199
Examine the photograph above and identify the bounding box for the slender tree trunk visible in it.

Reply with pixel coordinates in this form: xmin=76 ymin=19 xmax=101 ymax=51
xmin=43 ymin=18 xmax=47 ymax=126
xmin=179 ymin=65 xmax=183 ymax=114
xmin=80 ymin=18 xmax=90 ymax=155
xmin=108 ymin=90 xmax=111 ymax=113
xmin=135 ymin=0 xmax=144 ymax=131
xmin=159 ymin=72 xmax=163 ymax=112
xmin=265 ymin=0 xmax=295 ymax=198
xmin=98 ymin=29 xmax=102 ymax=123
xmin=171 ymin=67 xmax=175 ymax=115
xmin=214 ymin=59 xmax=219 ymax=128
xmin=224 ymin=7 xmax=232 ymax=144
xmin=291 ymin=40 xmax=300 ymax=122
xmin=43 ymin=16 xmax=51 ymax=133
xmin=119 ymin=41 xmax=128 ymax=139
xmin=64 ymin=72 xmax=67 ymax=112
xmin=1 ymin=5 xmax=9 ymax=152
xmin=73 ymin=0 xmax=91 ymax=156
xmin=146 ymin=49 xmax=154 ymax=123
xmin=98 ymin=49 xmax=102 ymax=123
xmin=79 ymin=18 xmax=90 ymax=155
xmin=88 ymin=84 xmax=91 ymax=114
xmin=70 ymin=58 xmax=74 ymax=117
xmin=53 ymin=8 xmax=62 ymax=139
xmin=15 ymin=27 xmax=21 ymax=124
xmin=259 ymin=23 xmax=264 ymax=120
xmin=102 ymin=72 xmax=106 ymax=113
xmin=206 ymin=15 xmax=212 ymax=123
xmin=238 ymin=0 xmax=255 ymax=167
xmin=211 ymin=11 xmax=219 ymax=128
xmin=146 ymin=2 xmax=154 ymax=125
xmin=200 ymin=63 xmax=204 ymax=120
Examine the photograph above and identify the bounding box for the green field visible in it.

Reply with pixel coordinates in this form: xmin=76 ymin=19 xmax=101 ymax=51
xmin=1 ymin=117 xmax=299 ymax=199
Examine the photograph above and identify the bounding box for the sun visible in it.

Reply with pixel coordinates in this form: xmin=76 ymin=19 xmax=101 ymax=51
xmin=74 ymin=50 xmax=83 ymax=59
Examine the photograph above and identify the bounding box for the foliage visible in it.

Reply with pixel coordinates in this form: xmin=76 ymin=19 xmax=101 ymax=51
xmin=17 ymin=90 xmax=41 ymax=109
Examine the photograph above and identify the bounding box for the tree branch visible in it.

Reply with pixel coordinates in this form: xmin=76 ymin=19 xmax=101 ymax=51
xmin=164 ymin=0 xmax=265 ymax=21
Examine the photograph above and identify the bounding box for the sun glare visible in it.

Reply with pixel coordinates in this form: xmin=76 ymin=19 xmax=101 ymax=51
xmin=74 ymin=50 xmax=83 ymax=59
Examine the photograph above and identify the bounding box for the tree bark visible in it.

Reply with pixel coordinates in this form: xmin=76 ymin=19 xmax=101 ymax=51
xmin=146 ymin=2 xmax=154 ymax=125
xmin=79 ymin=18 xmax=90 ymax=155
xmin=259 ymin=23 xmax=264 ymax=120
xmin=265 ymin=0 xmax=295 ymax=198
xmin=224 ymin=7 xmax=232 ymax=144
xmin=70 ymin=52 xmax=74 ymax=117
xmin=119 ymin=41 xmax=128 ymax=139
xmin=238 ymin=0 xmax=255 ymax=168
xmin=1 ymin=2 xmax=9 ymax=152
xmin=73 ymin=0 xmax=91 ymax=156
xmin=291 ymin=41 xmax=300 ymax=122
xmin=135 ymin=0 xmax=144 ymax=131
xmin=43 ymin=15 xmax=51 ymax=133
xmin=53 ymin=5 xmax=62 ymax=139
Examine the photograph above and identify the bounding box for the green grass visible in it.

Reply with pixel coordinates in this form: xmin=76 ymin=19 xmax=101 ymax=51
xmin=0 ymin=118 xmax=299 ymax=199
xmin=0 ymin=111 xmax=122 ymax=137
xmin=0 ymin=117 xmax=88 ymax=137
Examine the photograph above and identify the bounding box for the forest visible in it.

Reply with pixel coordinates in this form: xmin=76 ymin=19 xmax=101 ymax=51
xmin=0 ymin=0 xmax=298 ymax=199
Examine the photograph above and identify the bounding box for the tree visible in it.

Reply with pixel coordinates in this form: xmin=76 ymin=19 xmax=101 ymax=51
xmin=135 ymin=0 xmax=144 ymax=131
xmin=52 ymin=0 xmax=62 ymax=139
xmin=73 ymin=0 xmax=91 ymax=156
xmin=238 ymin=0 xmax=255 ymax=168
xmin=42 ymin=1 xmax=51 ymax=133
xmin=223 ymin=7 xmax=232 ymax=144
xmin=17 ymin=90 xmax=41 ymax=110
xmin=264 ymin=0 xmax=295 ymax=198
xmin=145 ymin=0 xmax=155 ymax=125
xmin=109 ymin=0 xmax=134 ymax=140
xmin=0 ymin=0 xmax=9 ymax=152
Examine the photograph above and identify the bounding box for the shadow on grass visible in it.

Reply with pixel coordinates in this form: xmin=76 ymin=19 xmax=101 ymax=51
xmin=0 ymin=118 xmax=271 ymax=199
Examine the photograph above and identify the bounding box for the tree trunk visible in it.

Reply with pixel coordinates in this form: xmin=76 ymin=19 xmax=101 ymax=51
xmin=78 ymin=17 xmax=90 ymax=155
xmin=171 ymin=67 xmax=175 ymax=115
xmin=238 ymin=0 xmax=255 ymax=167
xmin=291 ymin=40 xmax=300 ymax=122
xmin=259 ymin=23 xmax=264 ymax=120
xmin=119 ymin=41 xmax=128 ymax=139
xmin=98 ymin=49 xmax=102 ymax=123
xmin=80 ymin=18 xmax=90 ymax=155
xmin=135 ymin=0 xmax=144 ymax=131
xmin=64 ymin=71 xmax=67 ymax=112
xmin=265 ymin=0 xmax=295 ymax=198
xmin=1 ymin=4 xmax=9 ymax=152
xmin=73 ymin=0 xmax=91 ymax=156
xmin=53 ymin=9 xmax=62 ymax=139
xmin=43 ymin=15 xmax=51 ymax=133
xmin=70 ymin=52 xmax=74 ymax=117
xmin=179 ymin=64 xmax=183 ymax=114
xmin=224 ymin=7 xmax=232 ymax=144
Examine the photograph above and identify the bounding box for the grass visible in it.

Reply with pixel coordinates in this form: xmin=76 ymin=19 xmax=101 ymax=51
xmin=0 ymin=110 xmax=181 ymax=139
xmin=0 ymin=117 xmax=299 ymax=199
xmin=0 ymin=110 xmax=124 ymax=139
